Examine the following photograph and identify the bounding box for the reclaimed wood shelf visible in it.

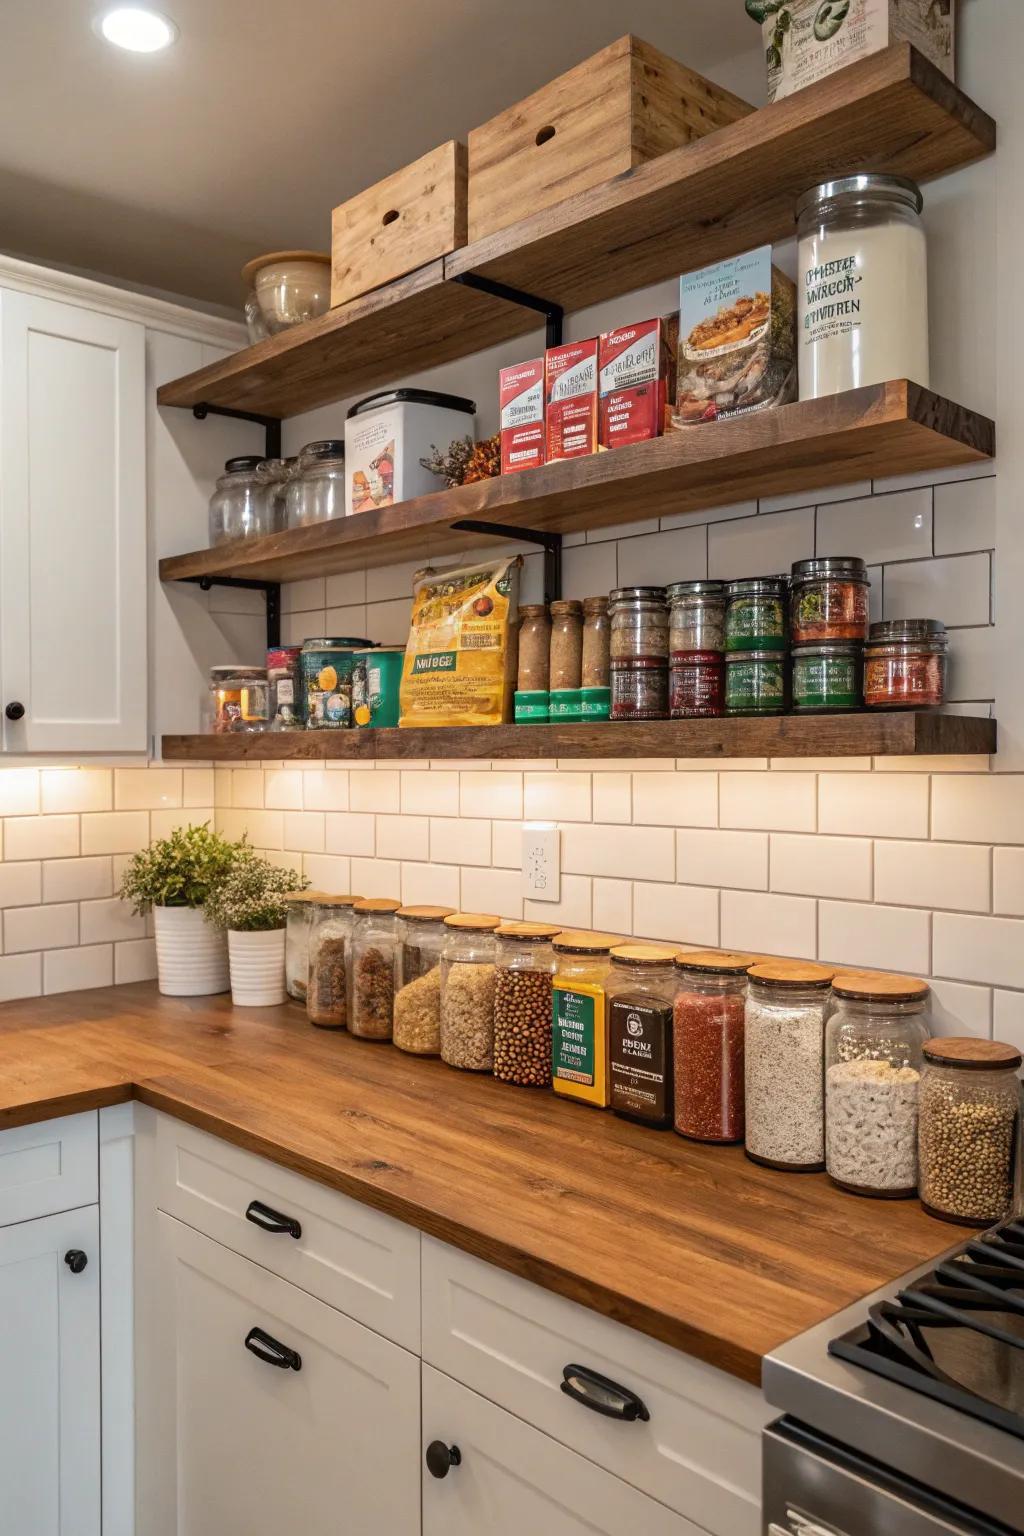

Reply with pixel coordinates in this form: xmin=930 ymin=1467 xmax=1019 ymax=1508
xmin=156 ymin=46 xmax=995 ymax=421
xmin=158 ymin=381 xmax=993 ymax=585
xmin=162 ymin=713 xmax=995 ymax=763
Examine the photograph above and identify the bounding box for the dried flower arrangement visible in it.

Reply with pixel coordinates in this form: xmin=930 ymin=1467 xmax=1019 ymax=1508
xmin=421 ymin=434 xmax=501 ymax=488
xmin=203 ymin=846 xmax=307 ymax=932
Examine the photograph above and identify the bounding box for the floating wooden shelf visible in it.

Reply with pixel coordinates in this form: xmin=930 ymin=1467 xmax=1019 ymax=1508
xmin=156 ymin=46 xmax=995 ymax=421
xmin=162 ymin=713 xmax=995 ymax=763
xmin=158 ymin=381 xmax=993 ymax=585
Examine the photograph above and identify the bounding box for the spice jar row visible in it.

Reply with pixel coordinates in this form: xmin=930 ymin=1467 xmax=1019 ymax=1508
xmin=206 ymin=637 xmax=404 ymax=733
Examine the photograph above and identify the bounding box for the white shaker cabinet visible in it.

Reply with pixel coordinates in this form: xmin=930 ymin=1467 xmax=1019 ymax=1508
xmin=0 ymin=288 xmax=146 ymax=751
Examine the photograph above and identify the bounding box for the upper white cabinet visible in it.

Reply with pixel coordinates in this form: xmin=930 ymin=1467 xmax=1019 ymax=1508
xmin=0 ymin=288 xmax=147 ymax=751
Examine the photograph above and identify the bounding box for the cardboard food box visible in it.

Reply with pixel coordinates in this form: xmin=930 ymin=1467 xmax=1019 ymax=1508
xmin=757 ymin=0 xmax=955 ymax=103
xmin=598 ymin=317 xmax=677 ymax=450
xmin=545 ymin=338 xmax=599 ymax=462
xmin=499 ymin=359 xmax=546 ymax=475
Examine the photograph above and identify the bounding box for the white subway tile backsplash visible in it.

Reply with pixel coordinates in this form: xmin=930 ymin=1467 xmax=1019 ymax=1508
xmin=350 ymin=771 xmax=400 ymax=814
xmin=490 ymin=821 xmax=522 ymax=869
xmin=819 ymin=901 xmax=931 ymax=975
xmin=632 ymin=882 xmax=718 ymax=947
xmin=460 ymin=866 xmax=522 ymax=920
xmin=0 ymin=770 xmax=41 ymax=817
xmin=761 ymin=481 xmax=871 ymax=514
xmin=429 ymin=817 xmax=490 ymax=867
xmin=230 ymin=769 xmax=264 ymax=809
xmin=402 ymin=861 xmax=460 ymax=908
xmin=349 ymin=858 xmax=401 ymax=899
xmin=934 ymin=476 xmax=996 ymax=556
xmin=561 ymin=540 xmax=617 ymax=600
xmin=662 ymin=498 xmax=756 ymax=529
xmin=0 ymin=863 xmax=42 ymax=908
xmin=363 ymin=599 xmax=410 ymax=646
xmin=401 ymin=771 xmax=459 ymax=816
xmin=366 ymin=559 xmax=422 ymax=604
xmin=524 ymin=772 xmax=591 ymax=823
xmin=616 ymin=525 xmax=707 ymax=586
xmin=42 ymin=857 xmax=114 ymax=903
xmin=720 ymin=890 xmax=817 ymax=960
xmin=0 ymin=953 xmax=42 ymax=1002
xmin=183 ymin=769 xmax=215 ymax=808
xmin=115 ymin=938 xmax=159 ymax=984
xmin=41 ymin=769 xmax=112 ymax=814
xmin=282 ymin=811 xmax=326 ymax=854
xmin=770 ymin=758 xmax=871 ymax=772
xmin=720 ymin=773 xmax=816 ymax=833
xmin=817 ymin=488 xmax=932 ymax=563
xmin=708 ymin=507 xmax=814 ymax=580
xmin=932 ymin=775 xmax=1024 ymax=843
xmin=114 ymin=768 xmax=182 ymax=811
xmin=632 ymin=772 xmax=717 ymax=828
xmin=150 ymin=808 xmax=211 ymax=841
xmin=302 ymin=853 xmax=352 ymax=894
xmin=376 ymin=815 xmax=429 ymax=862
xmin=6 ymin=903 xmax=78 ymax=954
xmin=992 ymin=990 xmax=1024 ymax=1052
xmin=677 ymin=829 xmax=768 ymax=891
xmin=592 ymin=772 xmax=631 ymax=824
xmin=324 ymin=812 xmax=375 ymax=857
xmin=592 ymin=878 xmax=632 ymax=936
xmin=80 ymin=897 xmax=146 ymax=945
xmin=770 ymin=834 xmax=872 ymax=900
xmin=299 ymin=770 xmax=350 ymax=812
xmin=524 ymin=874 xmax=593 ymax=930
xmin=929 ymin=979 xmax=992 ymax=1037
xmin=43 ymin=945 xmax=113 ymax=996
xmin=587 ymin=517 xmax=659 ymax=543
xmin=5 ymin=816 xmax=79 ymax=861
xmin=461 ymin=772 xmax=522 ymax=819
xmin=883 ymin=554 xmax=991 ymax=629
xmin=875 ymin=840 xmax=990 ymax=913
xmin=324 ymin=571 xmax=365 ymax=608
xmin=818 ymin=774 xmax=929 ymax=839
xmin=946 ymin=626 xmax=995 ymax=702
xmin=994 ymin=848 xmax=1024 ymax=916
xmin=282 ymin=576 xmax=326 ymax=613
xmin=934 ymin=913 xmax=1024 ymax=989
xmin=562 ymin=823 xmax=675 ymax=881
xmin=264 ymin=770 xmax=305 ymax=810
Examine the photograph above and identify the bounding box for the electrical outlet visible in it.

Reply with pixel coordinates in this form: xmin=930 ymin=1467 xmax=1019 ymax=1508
xmin=522 ymin=824 xmax=560 ymax=902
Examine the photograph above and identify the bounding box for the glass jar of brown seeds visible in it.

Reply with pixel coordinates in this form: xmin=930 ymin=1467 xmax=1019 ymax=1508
xmin=493 ymin=922 xmax=561 ymax=1087
xmin=918 ymin=1037 xmax=1022 ymax=1226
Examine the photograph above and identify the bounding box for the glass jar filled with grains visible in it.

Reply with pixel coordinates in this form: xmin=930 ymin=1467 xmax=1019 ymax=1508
xmin=307 ymin=896 xmax=361 ymax=1029
xmin=391 ymin=906 xmax=454 ymax=1058
xmin=745 ymin=962 xmax=835 ymax=1170
xmin=284 ymin=892 xmax=325 ymax=1003
xmin=493 ymin=922 xmax=561 ymax=1087
xmin=825 ymin=975 xmax=930 ymax=1199
xmin=549 ymin=600 xmax=584 ymax=692
xmin=517 ymin=605 xmax=551 ymax=693
xmin=440 ymin=914 xmax=501 ymax=1071
xmin=606 ymin=945 xmax=678 ymax=1129
xmin=552 ymin=933 xmax=615 ymax=1107
xmin=725 ymin=578 xmax=788 ymax=652
xmin=582 ymin=596 xmax=611 ymax=689
xmin=864 ymin=620 xmax=948 ymax=709
xmin=398 ymin=906 xmax=454 ymax=986
xmin=609 ymin=588 xmax=669 ymax=722
xmin=790 ymin=558 xmax=870 ymax=644
xmin=668 ymin=581 xmax=727 ymax=654
xmin=349 ymin=898 xmax=401 ymax=1040
xmin=673 ymin=952 xmax=753 ymax=1144
xmin=918 ymin=1038 xmax=1022 ymax=1227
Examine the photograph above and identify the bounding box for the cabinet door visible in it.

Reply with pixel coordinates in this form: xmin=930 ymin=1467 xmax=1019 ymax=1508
xmin=422 ymin=1366 xmax=705 ymax=1536
xmin=0 ymin=288 xmax=146 ymax=751
xmin=152 ymin=1213 xmax=420 ymax=1536
xmin=0 ymin=1205 xmax=100 ymax=1536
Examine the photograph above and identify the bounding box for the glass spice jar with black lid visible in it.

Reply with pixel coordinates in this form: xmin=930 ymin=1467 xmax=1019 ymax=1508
xmin=609 ymin=587 xmax=669 ymax=722
xmin=864 ymin=620 xmax=948 ymax=709
xmin=725 ymin=577 xmax=788 ymax=652
xmin=791 ymin=642 xmax=863 ymax=713
xmin=606 ymin=944 xmax=678 ymax=1129
xmin=790 ymin=557 xmax=870 ymax=644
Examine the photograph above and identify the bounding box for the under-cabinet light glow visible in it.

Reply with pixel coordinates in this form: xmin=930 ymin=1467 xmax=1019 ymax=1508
xmin=95 ymin=7 xmax=178 ymax=52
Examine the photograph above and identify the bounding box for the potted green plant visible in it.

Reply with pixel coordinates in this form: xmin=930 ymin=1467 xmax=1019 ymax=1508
xmin=204 ymin=847 xmax=307 ymax=1007
xmin=119 ymin=823 xmax=240 ymax=997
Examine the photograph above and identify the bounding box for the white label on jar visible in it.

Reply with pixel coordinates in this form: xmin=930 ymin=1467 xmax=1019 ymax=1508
xmin=276 ymin=679 xmax=294 ymax=705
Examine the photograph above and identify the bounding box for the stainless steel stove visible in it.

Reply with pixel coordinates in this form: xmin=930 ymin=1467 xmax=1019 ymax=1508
xmin=762 ymin=1219 xmax=1024 ymax=1535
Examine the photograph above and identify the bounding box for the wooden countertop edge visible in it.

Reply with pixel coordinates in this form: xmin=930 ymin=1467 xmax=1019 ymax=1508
xmin=0 ymin=1082 xmax=134 ymax=1130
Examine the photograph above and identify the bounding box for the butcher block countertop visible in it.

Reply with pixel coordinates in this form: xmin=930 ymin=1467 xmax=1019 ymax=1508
xmin=0 ymin=983 xmax=968 ymax=1385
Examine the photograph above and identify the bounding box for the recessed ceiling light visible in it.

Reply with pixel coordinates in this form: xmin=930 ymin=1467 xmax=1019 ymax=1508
xmin=95 ymin=7 xmax=178 ymax=52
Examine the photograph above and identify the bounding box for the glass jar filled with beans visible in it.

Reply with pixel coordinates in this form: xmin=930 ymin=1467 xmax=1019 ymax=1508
xmin=349 ymin=898 xmax=401 ymax=1040
xmin=606 ymin=945 xmax=678 ymax=1129
xmin=790 ymin=557 xmax=870 ymax=644
xmin=440 ymin=914 xmax=501 ymax=1071
xmin=918 ymin=1038 xmax=1022 ymax=1226
xmin=493 ymin=922 xmax=561 ymax=1087
xmin=582 ymin=596 xmax=611 ymax=688
xmin=549 ymin=600 xmax=584 ymax=691
xmin=673 ymin=951 xmax=753 ymax=1144
xmin=609 ymin=587 xmax=669 ymax=721
xmin=307 ymin=895 xmax=361 ymax=1029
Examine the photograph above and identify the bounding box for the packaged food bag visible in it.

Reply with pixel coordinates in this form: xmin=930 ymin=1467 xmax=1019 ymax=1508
xmin=399 ymin=555 xmax=522 ymax=728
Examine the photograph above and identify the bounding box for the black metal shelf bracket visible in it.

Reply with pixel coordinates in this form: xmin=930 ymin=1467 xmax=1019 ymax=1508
xmin=181 ymin=574 xmax=281 ymax=649
xmin=451 ymin=273 xmax=564 ymax=349
xmin=450 ymin=519 xmax=562 ymax=604
xmin=192 ymin=402 xmax=283 ymax=461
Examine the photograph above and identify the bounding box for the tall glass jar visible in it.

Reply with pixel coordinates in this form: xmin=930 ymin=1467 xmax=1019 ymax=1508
xmin=918 ymin=1038 xmax=1022 ymax=1227
xmin=517 ymin=605 xmax=551 ymax=693
xmin=825 ymin=975 xmax=930 ymax=1198
xmin=255 ymin=458 xmax=293 ymax=533
xmin=552 ymin=933 xmax=615 ymax=1107
xmin=440 ymin=914 xmax=500 ymax=1071
xmin=582 ymin=596 xmax=610 ymax=689
xmin=392 ymin=907 xmax=452 ymax=1056
xmin=549 ymin=600 xmax=584 ymax=692
xmin=398 ymin=906 xmax=454 ymax=986
xmin=349 ymin=898 xmax=401 ymax=1040
xmin=208 ymin=456 xmax=272 ymax=545
xmin=493 ymin=922 xmax=560 ymax=1087
xmin=283 ymin=892 xmax=324 ymax=1003
xmin=285 ymin=440 xmax=347 ymax=528
xmin=307 ymin=895 xmax=361 ymax=1029
xmin=609 ymin=587 xmax=669 ymax=722
xmin=673 ymin=951 xmax=752 ymax=1144
xmin=745 ymin=962 xmax=835 ymax=1171
xmin=606 ymin=945 xmax=677 ymax=1129
xmin=797 ymin=175 xmax=928 ymax=401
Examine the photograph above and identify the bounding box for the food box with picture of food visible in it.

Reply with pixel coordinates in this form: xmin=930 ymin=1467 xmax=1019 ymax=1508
xmin=674 ymin=245 xmax=796 ymax=426
xmin=747 ymin=0 xmax=955 ymax=103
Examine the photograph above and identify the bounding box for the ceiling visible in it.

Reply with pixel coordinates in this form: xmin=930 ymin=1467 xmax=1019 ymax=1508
xmin=0 ymin=1 xmax=761 ymax=311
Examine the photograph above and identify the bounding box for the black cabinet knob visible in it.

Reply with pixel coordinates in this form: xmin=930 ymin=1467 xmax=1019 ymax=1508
xmin=5 ymin=702 xmax=24 ymax=721
xmin=64 ymin=1249 xmax=88 ymax=1274
xmin=425 ymin=1441 xmax=461 ymax=1479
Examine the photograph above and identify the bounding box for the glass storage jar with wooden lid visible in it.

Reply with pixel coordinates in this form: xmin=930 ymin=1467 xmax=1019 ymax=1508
xmin=307 ymin=895 xmax=361 ymax=1029
xmin=493 ymin=922 xmax=561 ymax=1087
xmin=552 ymin=932 xmax=616 ymax=1107
xmin=673 ymin=951 xmax=754 ymax=1145
xmin=825 ymin=974 xmax=930 ymax=1198
xmin=397 ymin=905 xmax=454 ymax=986
xmin=745 ymin=961 xmax=835 ymax=1171
xmin=918 ymin=1038 xmax=1022 ymax=1227
xmin=517 ymin=605 xmax=551 ymax=693
xmin=440 ymin=914 xmax=501 ymax=1071
xmin=283 ymin=891 xmax=326 ymax=1002
xmin=349 ymin=898 xmax=401 ymax=1040
xmin=606 ymin=945 xmax=678 ymax=1129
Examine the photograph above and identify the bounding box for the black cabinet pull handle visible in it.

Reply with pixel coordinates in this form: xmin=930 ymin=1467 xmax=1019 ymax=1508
xmin=244 ymin=1326 xmax=301 ymax=1371
xmin=5 ymin=702 xmax=24 ymax=722
xmin=64 ymin=1249 xmax=88 ymax=1274
xmin=425 ymin=1441 xmax=462 ymax=1479
xmin=560 ymin=1364 xmax=649 ymax=1422
xmin=245 ymin=1199 xmax=302 ymax=1240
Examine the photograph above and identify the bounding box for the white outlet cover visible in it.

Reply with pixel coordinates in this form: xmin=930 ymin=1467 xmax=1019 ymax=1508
xmin=521 ymin=824 xmax=560 ymax=902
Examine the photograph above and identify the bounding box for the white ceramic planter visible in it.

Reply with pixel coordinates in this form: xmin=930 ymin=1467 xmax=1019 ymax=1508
xmin=153 ymin=905 xmax=229 ymax=997
xmin=228 ymin=928 xmax=287 ymax=1007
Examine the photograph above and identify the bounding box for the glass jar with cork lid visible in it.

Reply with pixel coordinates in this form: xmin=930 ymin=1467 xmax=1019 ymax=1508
xmin=349 ymin=898 xmax=401 ymax=1040
xmin=439 ymin=914 xmax=501 ymax=1071
xmin=673 ymin=951 xmax=753 ymax=1144
xmin=283 ymin=891 xmax=325 ymax=1003
xmin=493 ymin=922 xmax=561 ymax=1087
xmin=307 ymin=895 xmax=361 ymax=1029
xmin=745 ymin=961 xmax=835 ymax=1170
xmin=918 ymin=1038 xmax=1022 ymax=1227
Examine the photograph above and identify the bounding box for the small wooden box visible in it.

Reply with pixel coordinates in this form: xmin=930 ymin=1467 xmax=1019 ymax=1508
xmin=467 ymin=35 xmax=750 ymax=245
xmin=331 ymin=140 xmax=468 ymax=308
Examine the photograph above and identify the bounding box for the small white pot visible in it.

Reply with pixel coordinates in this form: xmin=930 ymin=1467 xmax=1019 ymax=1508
xmin=228 ymin=928 xmax=287 ymax=1008
xmin=153 ymin=905 xmax=229 ymax=997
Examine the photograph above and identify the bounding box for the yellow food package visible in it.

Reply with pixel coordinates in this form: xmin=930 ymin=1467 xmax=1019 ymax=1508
xmin=399 ymin=555 xmax=522 ymax=728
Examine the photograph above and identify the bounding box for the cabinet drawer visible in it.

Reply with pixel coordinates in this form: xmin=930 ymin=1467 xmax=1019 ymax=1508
xmin=422 ymin=1238 xmax=768 ymax=1536
xmin=154 ymin=1113 xmax=420 ymax=1351
xmin=0 ymin=1111 xmax=97 ymax=1226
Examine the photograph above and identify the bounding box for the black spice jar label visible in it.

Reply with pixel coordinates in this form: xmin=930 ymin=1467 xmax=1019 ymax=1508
xmin=608 ymin=999 xmax=672 ymax=1124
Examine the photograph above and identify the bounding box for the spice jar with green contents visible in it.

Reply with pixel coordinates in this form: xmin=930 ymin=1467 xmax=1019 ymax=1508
xmin=745 ymin=962 xmax=835 ymax=1170
xmin=725 ymin=577 xmax=788 ymax=652
xmin=307 ymin=895 xmax=361 ymax=1029
xmin=493 ymin=922 xmax=561 ymax=1087
xmin=284 ymin=891 xmax=327 ymax=1002
xmin=791 ymin=642 xmax=863 ymax=713
xmin=918 ymin=1038 xmax=1022 ymax=1226
xmin=673 ymin=951 xmax=753 ymax=1144
xmin=552 ymin=933 xmax=615 ymax=1107
xmin=440 ymin=914 xmax=501 ymax=1071
xmin=606 ymin=945 xmax=678 ymax=1129
xmin=724 ymin=651 xmax=787 ymax=716
xmin=349 ymin=898 xmax=401 ymax=1040
xmin=391 ymin=906 xmax=454 ymax=1057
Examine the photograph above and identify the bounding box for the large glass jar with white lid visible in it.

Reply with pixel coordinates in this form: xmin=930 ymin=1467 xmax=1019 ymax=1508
xmin=439 ymin=914 xmax=500 ymax=1071
xmin=745 ymin=962 xmax=835 ymax=1170
xmin=283 ymin=892 xmax=323 ymax=1003
xmin=797 ymin=174 xmax=928 ymax=400
xmin=918 ymin=1038 xmax=1022 ymax=1227
xmin=825 ymin=974 xmax=930 ymax=1198
xmin=285 ymin=440 xmax=347 ymax=528
xmin=307 ymin=895 xmax=361 ymax=1029
xmin=349 ymin=898 xmax=401 ymax=1040
xmin=493 ymin=922 xmax=560 ymax=1087
xmin=208 ymin=456 xmax=273 ymax=544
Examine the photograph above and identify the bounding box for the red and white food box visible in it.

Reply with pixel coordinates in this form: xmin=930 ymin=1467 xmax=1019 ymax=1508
xmin=499 ymin=359 xmax=546 ymax=475
xmin=545 ymin=337 xmax=599 ymax=461
xmin=598 ymin=317 xmax=676 ymax=450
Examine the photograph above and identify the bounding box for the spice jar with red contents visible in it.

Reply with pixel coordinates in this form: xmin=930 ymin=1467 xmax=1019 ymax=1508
xmin=609 ymin=587 xmax=669 ymax=722
xmin=668 ymin=581 xmax=726 ymax=719
xmin=790 ymin=557 xmax=870 ymax=643
xmin=673 ymin=951 xmax=753 ymax=1143
xmin=864 ymin=620 xmax=948 ymax=709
